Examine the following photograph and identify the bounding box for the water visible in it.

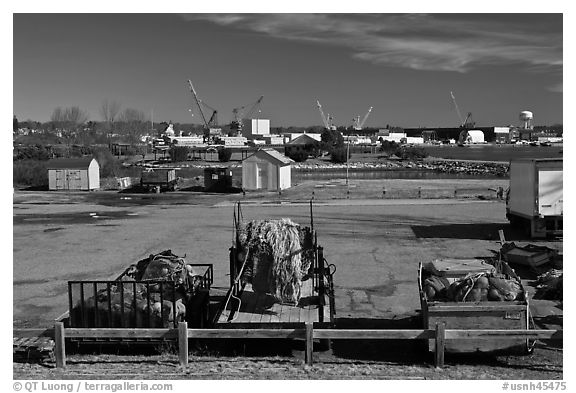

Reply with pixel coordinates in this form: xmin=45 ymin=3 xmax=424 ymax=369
xmin=293 ymin=169 xmax=502 ymax=181
xmin=422 ymin=144 xmax=562 ymax=162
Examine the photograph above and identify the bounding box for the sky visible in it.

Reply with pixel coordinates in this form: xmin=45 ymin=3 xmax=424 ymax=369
xmin=13 ymin=13 xmax=563 ymax=129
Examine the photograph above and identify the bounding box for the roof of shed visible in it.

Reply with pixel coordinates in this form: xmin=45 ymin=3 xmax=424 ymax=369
xmin=287 ymin=134 xmax=319 ymax=145
xmin=46 ymin=157 xmax=97 ymax=169
xmin=243 ymin=148 xmax=293 ymax=166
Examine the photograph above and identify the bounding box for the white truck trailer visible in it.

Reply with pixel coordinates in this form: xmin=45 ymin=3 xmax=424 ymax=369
xmin=506 ymin=158 xmax=562 ymax=238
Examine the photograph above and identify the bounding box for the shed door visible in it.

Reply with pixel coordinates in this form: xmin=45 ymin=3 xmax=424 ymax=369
xmin=55 ymin=170 xmax=66 ymax=190
xmin=67 ymin=170 xmax=82 ymax=190
xmin=257 ymin=163 xmax=268 ymax=190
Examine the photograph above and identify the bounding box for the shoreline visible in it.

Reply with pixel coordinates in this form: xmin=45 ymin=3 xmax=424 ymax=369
xmin=135 ymin=157 xmax=510 ymax=177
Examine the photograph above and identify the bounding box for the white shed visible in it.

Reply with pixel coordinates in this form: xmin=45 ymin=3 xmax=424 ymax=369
xmin=47 ymin=157 xmax=100 ymax=191
xmin=459 ymin=130 xmax=485 ymax=144
xmin=242 ymin=148 xmax=293 ymax=191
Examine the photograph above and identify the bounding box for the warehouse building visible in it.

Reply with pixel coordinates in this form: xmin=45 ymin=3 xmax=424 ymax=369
xmin=242 ymin=148 xmax=293 ymax=191
xmin=47 ymin=157 xmax=100 ymax=191
xmin=458 ymin=130 xmax=485 ymax=144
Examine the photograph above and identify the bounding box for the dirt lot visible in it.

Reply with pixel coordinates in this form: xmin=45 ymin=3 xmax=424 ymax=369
xmin=12 ymin=180 xmax=563 ymax=379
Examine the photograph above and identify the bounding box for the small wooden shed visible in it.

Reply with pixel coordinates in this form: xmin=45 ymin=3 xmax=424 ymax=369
xmin=47 ymin=157 xmax=100 ymax=191
xmin=242 ymin=148 xmax=293 ymax=191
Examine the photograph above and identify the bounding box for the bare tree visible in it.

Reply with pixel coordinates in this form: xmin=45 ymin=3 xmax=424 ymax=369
xmin=100 ymin=99 xmax=121 ymax=142
xmin=50 ymin=107 xmax=65 ymax=130
xmin=65 ymin=106 xmax=89 ymax=126
xmin=118 ymin=108 xmax=147 ymax=147
xmin=50 ymin=106 xmax=89 ymax=144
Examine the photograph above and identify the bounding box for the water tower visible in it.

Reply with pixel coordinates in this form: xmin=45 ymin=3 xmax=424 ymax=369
xmin=519 ymin=111 xmax=533 ymax=130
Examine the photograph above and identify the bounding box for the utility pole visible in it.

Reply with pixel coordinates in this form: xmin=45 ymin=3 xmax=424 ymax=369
xmin=346 ymin=142 xmax=350 ymax=186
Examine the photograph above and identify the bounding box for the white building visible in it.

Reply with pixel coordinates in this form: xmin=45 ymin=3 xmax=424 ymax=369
xmin=379 ymin=132 xmax=406 ymax=143
xmin=494 ymin=127 xmax=510 ymax=144
xmin=215 ymin=136 xmax=248 ymax=146
xmin=170 ymin=136 xmax=205 ymax=147
xmin=459 ymin=130 xmax=485 ymax=144
xmin=344 ymin=135 xmax=372 ymax=145
xmin=242 ymin=148 xmax=293 ymax=191
xmin=284 ymin=133 xmax=322 ymax=143
xmin=406 ymin=137 xmax=424 ymax=144
xmin=262 ymin=135 xmax=284 ymax=145
xmin=241 ymin=119 xmax=270 ymax=139
xmin=47 ymin=158 xmax=100 ymax=191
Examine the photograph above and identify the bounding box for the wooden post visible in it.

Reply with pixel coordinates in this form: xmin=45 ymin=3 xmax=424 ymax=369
xmin=54 ymin=322 xmax=66 ymax=368
xmin=498 ymin=229 xmax=506 ymax=244
xmin=435 ymin=323 xmax=445 ymax=368
xmin=178 ymin=322 xmax=189 ymax=368
xmin=67 ymin=282 xmax=74 ymax=327
xmin=318 ymin=246 xmax=325 ymax=323
xmin=305 ymin=323 xmax=314 ymax=365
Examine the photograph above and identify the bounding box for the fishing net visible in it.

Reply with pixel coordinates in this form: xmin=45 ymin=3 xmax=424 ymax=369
xmin=237 ymin=219 xmax=314 ymax=304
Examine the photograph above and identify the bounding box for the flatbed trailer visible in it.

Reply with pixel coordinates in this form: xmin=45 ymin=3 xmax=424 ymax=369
xmin=215 ymin=247 xmax=334 ymax=329
xmin=214 ymin=202 xmax=336 ymax=330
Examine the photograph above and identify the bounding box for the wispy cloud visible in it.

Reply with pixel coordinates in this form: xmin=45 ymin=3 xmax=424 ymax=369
xmin=181 ymin=14 xmax=562 ymax=73
xmin=547 ymin=83 xmax=563 ymax=93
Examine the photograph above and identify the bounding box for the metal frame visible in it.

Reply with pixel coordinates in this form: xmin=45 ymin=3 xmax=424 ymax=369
xmin=68 ymin=264 xmax=214 ymax=331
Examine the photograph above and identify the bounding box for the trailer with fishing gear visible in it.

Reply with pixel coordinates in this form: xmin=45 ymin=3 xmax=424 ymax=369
xmin=418 ymin=255 xmax=534 ymax=354
xmin=58 ymin=250 xmax=214 ymax=344
xmin=214 ymin=201 xmax=336 ymax=329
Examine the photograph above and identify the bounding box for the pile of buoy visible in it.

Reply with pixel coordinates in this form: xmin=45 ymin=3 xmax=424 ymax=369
xmin=424 ymin=272 xmax=524 ymax=302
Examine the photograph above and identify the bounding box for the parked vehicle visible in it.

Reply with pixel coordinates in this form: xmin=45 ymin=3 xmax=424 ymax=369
xmin=506 ymin=159 xmax=562 ymax=238
xmin=140 ymin=168 xmax=178 ymax=192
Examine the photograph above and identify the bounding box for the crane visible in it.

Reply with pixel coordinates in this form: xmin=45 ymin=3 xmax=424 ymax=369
xmin=316 ymin=100 xmax=336 ymax=130
xmin=450 ymin=91 xmax=464 ymax=127
xmin=187 ymin=80 xmax=218 ymax=129
xmin=353 ymin=106 xmax=373 ymax=130
xmin=450 ymin=91 xmax=475 ymax=128
xmin=231 ymin=95 xmax=264 ymax=131
xmin=461 ymin=112 xmax=475 ymax=129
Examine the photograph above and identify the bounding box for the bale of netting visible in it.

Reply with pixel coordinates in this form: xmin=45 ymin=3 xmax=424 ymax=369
xmin=237 ymin=218 xmax=314 ymax=304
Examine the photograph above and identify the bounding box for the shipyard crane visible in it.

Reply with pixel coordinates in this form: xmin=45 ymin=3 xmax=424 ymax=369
xmin=231 ymin=95 xmax=264 ymax=131
xmin=450 ymin=91 xmax=464 ymax=126
xmin=461 ymin=112 xmax=475 ymax=129
xmin=316 ymin=100 xmax=336 ymax=130
xmin=450 ymin=91 xmax=475 ymax=128
xmin=187 ymin=80 xmax=218 ymax=129
xmin=353 ymin=106 xmax=373 ymax=130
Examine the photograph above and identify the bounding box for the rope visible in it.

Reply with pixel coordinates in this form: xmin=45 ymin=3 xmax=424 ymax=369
xmin=461 ymin=272 xmax=485 ymax=301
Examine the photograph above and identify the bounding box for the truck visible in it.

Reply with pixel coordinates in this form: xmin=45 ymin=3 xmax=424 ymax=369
xmin=506 ymin=159 xmax=562 ymax=238
xmin=140 ymin=168 xmax=178 ymax=192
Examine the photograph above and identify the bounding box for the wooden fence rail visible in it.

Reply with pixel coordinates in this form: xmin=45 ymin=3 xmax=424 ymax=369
xmin=14 ymin=322 xmax=563 ymax=369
